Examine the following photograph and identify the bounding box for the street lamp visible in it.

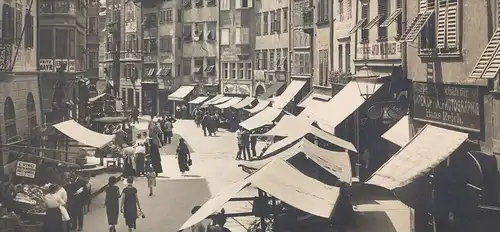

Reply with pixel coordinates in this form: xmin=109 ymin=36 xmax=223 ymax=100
xmin=353 ymin=63 xmax=380 ymax=101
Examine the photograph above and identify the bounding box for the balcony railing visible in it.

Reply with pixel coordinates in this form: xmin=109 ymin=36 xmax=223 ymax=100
xmin=302 ymin=9 xmax=314 ymax=32
xmin=0 ymin=38 xmax=12 ymax=72
xmin=40 ymin=1 xmax=76 ymax=14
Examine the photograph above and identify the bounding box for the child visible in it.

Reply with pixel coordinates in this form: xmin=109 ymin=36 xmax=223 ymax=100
xmin=145 ymin=167 xmax=156 ymax=196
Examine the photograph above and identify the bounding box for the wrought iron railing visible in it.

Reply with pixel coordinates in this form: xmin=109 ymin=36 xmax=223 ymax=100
xmin=40 ymin=1 xmax=76 ymax=14
xmin=0 ymin=38 xmax=13 ymax=72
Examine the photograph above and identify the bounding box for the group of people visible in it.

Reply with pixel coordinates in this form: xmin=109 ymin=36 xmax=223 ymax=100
xmin=235 ymin=127 xmax=258 ymax=161
xmin=193 ymin=108 xmax=220 ymax=137
xmin=105 ymin=176 xmax=144 ymax=232
xmin=42 ymin=173 xmax=91 ymax=232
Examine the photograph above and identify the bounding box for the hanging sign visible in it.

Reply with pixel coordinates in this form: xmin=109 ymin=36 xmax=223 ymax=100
xmin=16 ymin=161 xmax=37 ymax=178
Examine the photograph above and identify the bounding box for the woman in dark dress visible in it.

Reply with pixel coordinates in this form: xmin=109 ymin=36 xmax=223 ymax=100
xmin=176 ymin=138 xmax=191 ymax=176
xmin=122 ymin=147 xmax=136 ymax=178
xmin=105 ymin=176 xmax=120 ymax=232
xmin=121 ymin=177 xmax=142 ymax=232
xmin=148 ymin=120 xmax=163 ymax=175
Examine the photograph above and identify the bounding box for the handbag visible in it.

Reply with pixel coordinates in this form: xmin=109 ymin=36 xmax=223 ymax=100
xmin=187 ymin=158 xmax=192 ymax=166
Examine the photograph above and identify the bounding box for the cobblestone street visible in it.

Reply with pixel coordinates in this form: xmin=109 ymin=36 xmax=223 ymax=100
xmin=83 ymin=119 xmax=256 ymax=232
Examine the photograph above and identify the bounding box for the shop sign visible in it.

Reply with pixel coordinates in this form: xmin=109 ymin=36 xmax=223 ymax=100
xmin=223 ymin=84 xmax=235 ymax=94
xmin=39 ymin=59 xmax=54 ymax=72
xmin=356 ymin=41 xmax=401 ymax=59
xmin=254 ymin=70 xmax=265 ymax=81
xmin=412 ymin=82 xmax=481 ymax=131
xmin=16 ymin=161 xmax=37 ymax=178
xmin=68 ymin=59 xmax=76 ymax=72
xmin=224 ymin=84 xmax=250 ymax=95
xmin=54 ymin=59 xmax=69 ymax=72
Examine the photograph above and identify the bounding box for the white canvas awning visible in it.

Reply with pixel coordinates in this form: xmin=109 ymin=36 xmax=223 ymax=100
xmin=366 ymin=124 xmax=468 ymax=190
xmin=300 ymin=80 xmax=384 ymax=133
xmin=239 ymin=107 xmax=282 ymax=131
xmin=297 ymin=93 xmax=331 ymax=108
xmin=88 ymin=93 xmax=108 ymax=103
xmin=231 ymin=97 xmax=256 ymax=109
xmin=209 ymin=96 xmax=232 ymax=105
xmin=250 ymin=159 xmax=340 ymax=218
xmin=264 ymin=125 xmax=357 ymax=157
xmin=188 ymin=96 xmax=209 ymax=104
xmin=53 ymin=120 xmax=115 ymax=148
xmin=264 ymin=115 xmax=313 ymax=137
xmin=241 ymin=138 xmax=352 ymax=184
xmin=202 ymin=95 xmax=224 ymax=106
xmin=215 ymin=97 xmax=242 ymax=109
xmin=258 ymin=81 xmax=286 ymax=99
xmin=272 ymin=80 xmax=307 ymax=109
xmin=168 ymin=86 xmax=196 ymax=101
xmin=382 ymin=115 xmax=410 ymax=147
xmin=244 ymin=100 xmax=270 ymax=114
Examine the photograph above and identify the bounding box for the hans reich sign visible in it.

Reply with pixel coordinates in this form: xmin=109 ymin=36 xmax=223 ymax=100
xmin=412 ymin=82 xmax=481 ymax=131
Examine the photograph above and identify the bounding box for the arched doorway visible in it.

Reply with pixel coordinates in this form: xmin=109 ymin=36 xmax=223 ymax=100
xmin=27 ymin=93 xmax=38 ymax=145
xmin=4 ymin=97 xmax=17 ymax=143
xmin=255 ymin=85 xmax=265 ymax=97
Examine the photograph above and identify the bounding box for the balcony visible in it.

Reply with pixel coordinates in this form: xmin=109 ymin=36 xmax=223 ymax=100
xmin=0 ymin=38 xmax=13 ymax=73
xmin=302 ymin=9 xmax=314 ymax=34
xmin=143 ymin=28 xmax=158 ymax=39
xmin=40 ymin=1 xmax=76 ymax=15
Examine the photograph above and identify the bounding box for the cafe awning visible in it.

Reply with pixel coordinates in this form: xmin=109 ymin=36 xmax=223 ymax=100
xmin=300 ymin=80 xmax=384 ymax=132
xmin=168 ymin=85 xmax=196 ymax=101
xmin=188 ymin=96 xmax=209 ymax=104
xmin=202 ymin=95 xmax=224 ymax=106
xmin=88 ymin=93 xmax=109 ymax=103
xmin=265 ymin=115 xmax=313 ymax=137
xmin=250 ymin=159 xmax=341 ymax=218
xmin=215 ymin=97 xmax=242 ymax=109
xmin=178 ymin=159 xmax=341 ymax=231
xmin=366 ymin=124 xmax=468 ymax=190
xmin=382 ymin=115 xmax=410 ymax=147
xmin=297 ymin=93 xmax=331 ymax=108
xmin=241 ymin=138 xmax=352 ymax=184
xmin=244 ymin=100 xmax=271 ymax=114
xmin=53 ymin=120 xmax=115 ymax=148
xmin=272 ymin=80 xmax=307 ymax=109
xmin=264 ymin=125 xmax=357 ymax=157
xmin=258 ymin=82 xmax=286 ymax=100
xmin=209 ymin=96 xmax=232 ymax=105
xmin=239 ymin=107 xmax=282 ymax=131
xmin=231 ymin=97 xmax=256 ymax=109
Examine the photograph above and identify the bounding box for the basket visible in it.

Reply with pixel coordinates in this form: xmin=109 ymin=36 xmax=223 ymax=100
xmin=17 ymin=221 xmax=43 ymax=232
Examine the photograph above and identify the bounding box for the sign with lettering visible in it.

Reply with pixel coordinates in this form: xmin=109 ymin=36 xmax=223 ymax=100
xmin=412 ymin=82 xmax=481 ymax=131
xmin=223 ymin=84 xmax=250 ymax=95
xmin=356 ymin=41 xmax=402 ymax=60
xmin=54 ymin=59 xmax=69 ymax=72
xmin=68 ymin=59 xmax=76 ymax=72
xmin=16 ymin=161 xmax=37 ymax=178
xmin=39 ymin=59 xmax=54 ymax=72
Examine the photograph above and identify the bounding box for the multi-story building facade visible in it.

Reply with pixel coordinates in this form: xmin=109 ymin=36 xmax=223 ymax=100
xmin=310 ymin=0 xmax=333 ymax=97
xmin=97 ymin=5 xmax=107 ymax=92
xmin=332 ymin=0 xmax=355 ymax=94
xmin=86 ymin=0 xmax=100 ymax=97
xmin=253 ymin=0 xmax=288 ymax=98
xmin=289 ymin=0 xmax=312 ymax=95
xmin=38 ymin=0 xmax=88 ymax=122
xmin=0 ymin=0 xmax=41 ymax=165
xmin=219 ymin=0 xmax=253 ymax=97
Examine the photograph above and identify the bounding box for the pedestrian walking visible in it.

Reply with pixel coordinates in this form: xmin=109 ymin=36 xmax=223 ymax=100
xmin=166 ymin=113 xmax=177 ymax=123
xmin=123 ymin=146 xmax=137 ymax=178
xmin=148 ymin=118 xmax=164 ymax=175
xmin=235 ymin=128 xmax=244 ymax=160
xmin=250 ymin=134 xmax=257 ymax=158
xmin=134 ymin=134 xmax=146 ymax=176
xmin=145 ymin=167 xmax=156 ymax=196
xmin=190 ymin=206 xmax=206 ymax=232
xmin=121 ymin=177 xmax=143 ymax=232
xmin=195 ymin=109 xmax=203 ymax=127
xmin=208 ymin=114 xmax=216 ymax=136
xmin=164 ymin=119 xmax=174 ymax=144
xmin=240 ymin=130 xmax=250 ymax=161
xmin=176 ymin=138 xmax=191 ymax=176
xmin=42 ymin=184 xmax=64 ymax=232
xmin=202 ymin=112 xmax=209 ymax=136
xmin=105 ymin=176 xmax=120 ymax=232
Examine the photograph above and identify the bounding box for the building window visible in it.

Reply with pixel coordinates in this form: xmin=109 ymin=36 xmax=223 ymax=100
xmin=160 ymin=9 xmax=172 ymax=23
xmin=221 ymin=28 xmax=230 ymax=45
xmin=275 ymin=9 xmax=281 ymax=33
xmin=378 ymin=0 xmax=388 ymax=40
xmin=4 ymin=97 xmax=17 ymax=142
xmin=345 ymin=44 xmax=351 ymax=73
xmin=55 ymin=29 xmax=68 ymax=58
xmin=346 ymin=0 xmax=352 ymax=19
xmin=24 ymin=11 xmax=34 ymax=48
xmin=135 ymin=91 xmax=140 ymax=107
xmin=88 ymin=51 xmax=97 ymax=69
xmin=263 ymin=12 xmax=269 ymax=35
xmin=435 ymin=0 xmax=459 ymax=51
xmin=194 ymin=59 xmax=203 ymax=74
xmin=121 ymin=89 xmax=126 ymax=104
xmin=396 ymin=0 xmax=402 ymax=36
xmin=183 ymin=59 xmax=191 ymax=75
xmin=245 ymin=63 xmax=252 ymax=79
xmin=220 ymin=0 xmax=230 ymax=10
xmin=230 ymin=63 xmax=236 ymax=79
xmin=361 ymin=4 xmax=369 ymax=42
xmin=270 ymin=11 xmax=275 ymax=34
xmin=317 ymin=0 xmax=328 ymax=23
xmin=262 ymin=50 xmax=268 ymax=70
xmin=339 ymin=0 xmax=344 ymax=21
xmin=15 ymin=8 xmax=21 ymax=43
xmin=195 ymin=0 xmax=203 ymax=7
xmin=235 ymin=27 xmax=249 ymax=44
xmin=2 ymin=4 xmax=14 ymax=40
xmin=160 ymin=36 xmax=167 ymax=52
xmin=293 ymin=53 xmax=310 ymax=75
xmin=254 ymin=50 xmax=260 ymax=69
xmin=338 ymin=45 xmax=343 ymax=71
xmin=206 ymin=58 xmax=216 ymax=76
xmin=87 ymin=17 xmax=97 ymax=35
xmin=69 ymin=29 xmax=75 ymax=57
xmin=256 ymin=13 xmax=261 ymax=36
xmin=183 ymin=24 xmax=192 ymax=41
xmin=269 ymin=50 xmax=275 ymax=70
xmin=207 ymin=22 xmax=217 ymax=40
xmin=223 ymin=63 xmax=229 ymax=78
xmin=283 ymin=8 xmax=288 ymax=33
xmin=319 ymin=50 xmax=328 ymax=86
xmin=238 ymin=63 xmax=244 ymax=79
xmin=144 ymin=13 xmax=157 ymax=28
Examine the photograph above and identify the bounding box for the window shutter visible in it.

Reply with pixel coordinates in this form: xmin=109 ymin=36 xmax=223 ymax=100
xmin=446 ymin=1 xmax=458 ymax=49
xmin=248 ymin=0 xmax=253 ymax=8
xmin=235 ymin=28 xmax=241 ymax=44
xmin=235 ymin=0 xmax=241 ymax=9
xmin=436 ymin=0 xmax=447 ymax=48
xmin=419 ymin=0 xmax=427 ymax=12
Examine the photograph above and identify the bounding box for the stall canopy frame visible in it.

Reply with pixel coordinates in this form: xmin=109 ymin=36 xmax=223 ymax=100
xmin=53 ymin=120 xmax=115 ymax=149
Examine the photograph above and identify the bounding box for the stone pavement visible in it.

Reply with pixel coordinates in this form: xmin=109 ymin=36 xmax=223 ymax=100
xmin=83 ymin=119 xmax=257 ymax=232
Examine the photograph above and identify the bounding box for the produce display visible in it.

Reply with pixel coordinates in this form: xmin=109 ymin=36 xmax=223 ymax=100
xmin=97 ymin=142 xmax=123 ymax=158
xmin=13 ymin=184 xmax=48 ymax=215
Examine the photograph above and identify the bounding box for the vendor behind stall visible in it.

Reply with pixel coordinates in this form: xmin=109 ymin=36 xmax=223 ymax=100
xmin=0 ymin=174 xmax=16 ymax=212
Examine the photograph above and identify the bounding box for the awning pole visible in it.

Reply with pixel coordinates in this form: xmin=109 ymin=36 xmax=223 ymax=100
xmin=0 ymin=148 xmax=79 ymax=167
xmin=258 ymin=189 xmax=267 ymax=231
